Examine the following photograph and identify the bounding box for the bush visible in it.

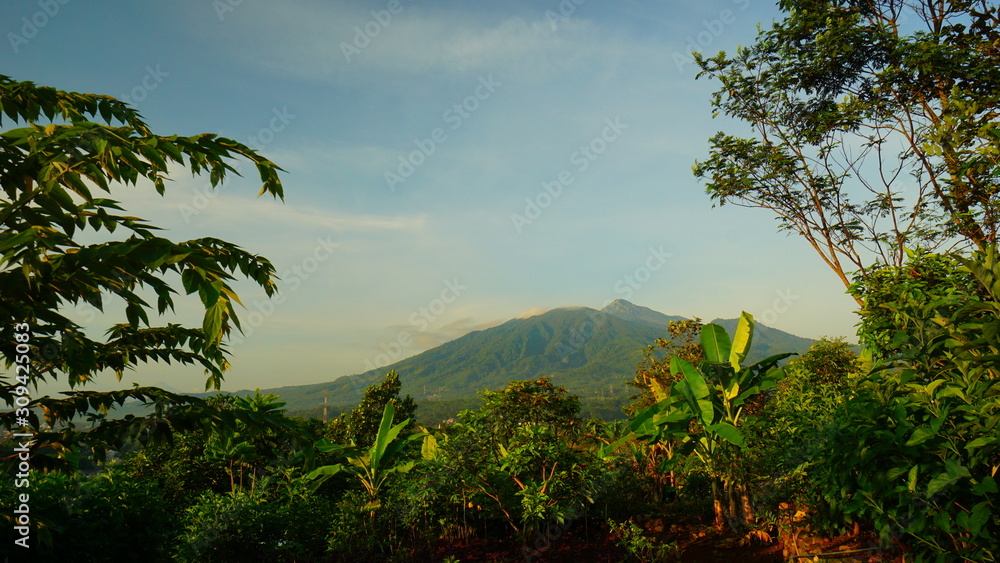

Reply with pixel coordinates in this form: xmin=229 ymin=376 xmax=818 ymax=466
xmin=747 ymin=338 xmax=863 ymax=514
xmin=1 ymin=467 xmax=175 ymax=562
xmin=174 ymin=484 xmax=331 ymax=562
xmin=811 ymin=248 xmax=1000 ymax=561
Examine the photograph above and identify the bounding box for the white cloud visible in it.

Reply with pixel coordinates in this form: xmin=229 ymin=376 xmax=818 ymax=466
xmin=192 ymin=197 xmax=427 ymax=233
xmin=113 ymin=172 xmax=426 ymax=234
xmin=515 ymin=307 xmax=549 ymax=319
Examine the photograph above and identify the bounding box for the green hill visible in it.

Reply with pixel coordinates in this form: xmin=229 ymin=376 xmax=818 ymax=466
xmin=102 ymin=301 xmax=821 ymax=424
xmin=252 ymin=301 xmax=818 ymax=424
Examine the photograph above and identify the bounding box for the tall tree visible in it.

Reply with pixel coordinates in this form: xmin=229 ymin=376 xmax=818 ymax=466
xmin=0 ymin=75 xmax=287 ymax=468
xmin=325 ymin=371 xmax=417 ymax=447
xmin=693 ymin=0 xmax=1000 ymax=302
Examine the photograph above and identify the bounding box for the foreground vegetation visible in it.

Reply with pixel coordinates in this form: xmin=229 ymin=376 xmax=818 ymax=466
xmin=4 ymin=252 xmax=999 ymax=561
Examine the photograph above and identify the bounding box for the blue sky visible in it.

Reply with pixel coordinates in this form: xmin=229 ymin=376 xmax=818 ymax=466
xmin=3 ymin=0 xmax=862 ymax=395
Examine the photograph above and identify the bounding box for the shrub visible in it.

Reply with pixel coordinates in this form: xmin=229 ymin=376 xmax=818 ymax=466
xmin=811 ymin=248 xmax=1000 ymax=561
xmin=174 ymin=484 xmax=331 ymax=562
xmin=1 ymin=467 xmax=175 ymax=562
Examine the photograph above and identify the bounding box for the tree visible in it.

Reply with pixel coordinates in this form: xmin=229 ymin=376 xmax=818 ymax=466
xmin=849 ymin=247 xmax=986 ymax=360
xmin=308 ymin=403 xmax=423 ymax=506
xmin=325 ymin=370 xmax=417 ymax=447
xmin=746 ymin=338 xmax=864 ymax=527
xmin=693 ymin=1 xmax=1000 ymax=302
xmin=436 ymin=378 xmax=603 ymax=539
xmin=474 ymin=377 xmax=583 ymax=442
xmin=783 ymin=336 xmax=862 ymax=388
xmin=0 ymin=75 xmax=287 ymax=468
xmin=622 ymin=319 xmax=704 ymax=502
xmin=203 ymin=391 xmax=300 ymax=494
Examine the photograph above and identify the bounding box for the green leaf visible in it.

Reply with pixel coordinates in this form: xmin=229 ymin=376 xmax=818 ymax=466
xmin=905 ymin=427 xmax=936 ymax=447
xmin=696 ymin=399 xmax=715 ymax=426
xmin=934 ymin=509 xmax=953 ymax=534
xmin=370 ymin=403 xmax=410 ymax=470
xmin=391 ymin=459 xmax=416 ymax=474
xmin=676 ymin=359 xmax=709 ymax=399
xmin=197 ymin=279 xmax=223 ymax=308
xmin=421 ymin=433 xmax=439 ymax=460
xmin=729 ymin=311 xmax=754 ymax=370
xmin=305 ymin=463 xmax=344 ymax=480
xmin=202 ymin=301 xmax=226 ymax=345
xmin=907 ymin=465 xmax=918 ymax=492
xmin=968 ymin=502 xmax=990 ymax=536
xmin=965 ymin=435 xmax=996 ymax=449
xmin=706 ymin=423 xmax=745 ymax=447
xmin=629 ymin=402 xmax=665 ymax=433
xmin=927 ymin=472 xmax=959 ymax=496
xmin=972 ymin=476 xmax=997 ymax=495
xmin=700 ymin=323 xmax=731 ymax=363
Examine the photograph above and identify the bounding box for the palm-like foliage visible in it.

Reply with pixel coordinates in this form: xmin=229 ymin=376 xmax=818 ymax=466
xmin=631 ymin=312 xmax=792 ymax=530
xmin=307 ymin=403 xmax=423 ymax=504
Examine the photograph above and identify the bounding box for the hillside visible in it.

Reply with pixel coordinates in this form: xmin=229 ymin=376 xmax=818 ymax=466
xmin=253 ymin=301 xmax=818 ymax=422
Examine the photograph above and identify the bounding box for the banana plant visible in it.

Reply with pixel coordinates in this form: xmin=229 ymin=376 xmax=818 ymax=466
xmin=307 ymin=403 xmax=424 ymax=505
xmin=630 ymin=312 xmax=793 ymax=530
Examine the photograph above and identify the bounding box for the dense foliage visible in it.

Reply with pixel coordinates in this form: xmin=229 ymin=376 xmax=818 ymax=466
xmin=815 ymin=247 xmax=1000 ymax=561
xmin=0 ymin=74 xmax=289 ymax=470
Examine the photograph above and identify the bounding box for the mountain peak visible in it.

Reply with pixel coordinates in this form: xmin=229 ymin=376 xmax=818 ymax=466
xmin=602 ymin=299 xmax=641 ymax=313
xmin=602 ymin=299 xmax=686 ymax=329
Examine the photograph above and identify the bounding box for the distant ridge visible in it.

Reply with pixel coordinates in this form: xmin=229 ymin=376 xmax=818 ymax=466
xmin=240 ymin=300 xmax=820 ymax=422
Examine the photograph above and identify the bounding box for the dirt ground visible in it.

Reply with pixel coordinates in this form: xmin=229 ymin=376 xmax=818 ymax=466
xmin=414 ymin=527 xmax=899 ymax=562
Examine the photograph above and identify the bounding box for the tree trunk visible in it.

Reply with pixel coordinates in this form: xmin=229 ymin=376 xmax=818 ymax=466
xmin=740 ymin=485 xmax=755 ymax=526
xmin=727 ymin=484 xmax=743 ymax=531
xmin=711 ymin=477 xmax=726 ymax=530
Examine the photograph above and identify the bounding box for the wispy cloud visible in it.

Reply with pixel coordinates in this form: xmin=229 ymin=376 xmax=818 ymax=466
xmin=197 ymin=197 xmax=428 ymax=233
xmin=116 ymin=173 xmax=427 ymax=234
xmin=515 ymin=307 xmax=549 ymax=319
xmin=194 ymin=1 xmax=638 ymax=81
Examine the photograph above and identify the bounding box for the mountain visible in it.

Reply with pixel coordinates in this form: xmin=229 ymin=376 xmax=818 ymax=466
xmin=250 ymin=301 xmax=819 ymax=423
